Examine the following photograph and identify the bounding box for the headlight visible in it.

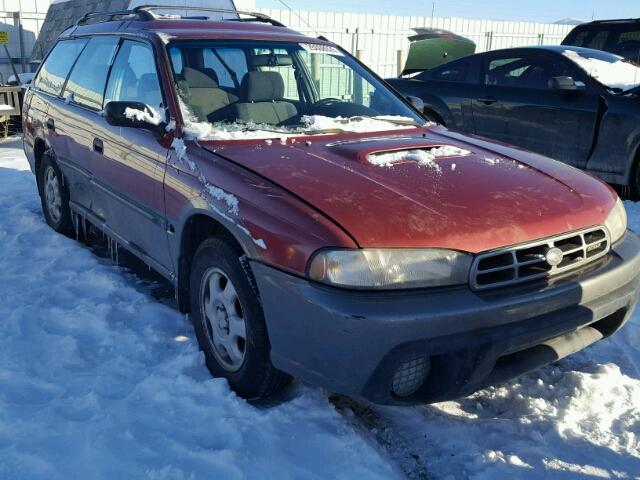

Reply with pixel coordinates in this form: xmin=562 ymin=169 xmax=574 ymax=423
xmin=604 ymin=198 xmax=627 ymax=244
xmin=308 ymin=249 xmax=472 ymax=289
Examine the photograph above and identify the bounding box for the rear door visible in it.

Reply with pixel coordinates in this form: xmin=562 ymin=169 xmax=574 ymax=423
xmin=55 ymin=36 xmax=120 ymax=213
xmin=413 ymin=57 xmax=479 ymax=131
xmin=471 ymin=51 xmax=600 ymax=167
xmin=30 ymin=39 xmax=88 ymax=192
xmin=93 ymin=39 xmax=172 ymax=273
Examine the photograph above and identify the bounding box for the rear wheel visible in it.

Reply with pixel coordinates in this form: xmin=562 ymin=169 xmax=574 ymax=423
xmin=38 ymin=152 xmax=73 ymax=236
xmin=189 ymin=237 xmax=291 ymax=400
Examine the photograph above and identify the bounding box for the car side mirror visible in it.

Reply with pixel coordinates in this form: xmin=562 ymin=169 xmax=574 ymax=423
xmin=104 ymin=101 xmax=166 ymax=133
xmin=550 ymin=76 xmax=584 ymax=91
xmin=406 ymin=95 xmax=425 ymax=112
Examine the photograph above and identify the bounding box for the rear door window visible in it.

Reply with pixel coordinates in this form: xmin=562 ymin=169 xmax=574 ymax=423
xmin=105 ymin=40 xmax=165 ymax=113
xmin=35 ymin=39 xmax=88 ymax=96
xmin=63 ymin=37 xmax=120 ymax=110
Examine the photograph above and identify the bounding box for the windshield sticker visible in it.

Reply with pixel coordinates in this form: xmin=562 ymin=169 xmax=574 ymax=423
xmin=301 ymin=43 xmax=344 ymax=56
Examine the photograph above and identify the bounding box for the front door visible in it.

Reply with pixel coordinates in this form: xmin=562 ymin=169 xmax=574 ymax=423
xmin=92 ymin=39 xmax=172 ymax=273
xmin=472 ymin=52 xmax=600 ymax=168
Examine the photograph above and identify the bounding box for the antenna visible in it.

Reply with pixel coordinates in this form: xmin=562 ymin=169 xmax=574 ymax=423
xmin=276 ymin=0 xmax=319 ymax=36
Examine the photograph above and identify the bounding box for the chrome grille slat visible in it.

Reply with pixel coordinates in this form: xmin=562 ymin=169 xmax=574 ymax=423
xmin=470 ymin=226 xmax=610 ymax=291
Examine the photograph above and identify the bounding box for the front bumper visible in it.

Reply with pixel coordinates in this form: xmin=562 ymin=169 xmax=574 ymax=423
xmin=251 ymin=231 xmax=640 ymax=405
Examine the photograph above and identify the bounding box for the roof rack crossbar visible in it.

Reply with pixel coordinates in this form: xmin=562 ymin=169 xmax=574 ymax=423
xmin=73 ymin=5 xmax=285 ymax=28
xmin=134 ymin=5 xmax=286 ymax=27
xmin=76 ymin=9 xmax=154 ymax=26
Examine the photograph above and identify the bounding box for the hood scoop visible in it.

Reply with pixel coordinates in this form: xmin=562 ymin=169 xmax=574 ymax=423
xmin=366 ymin=146 xmax=472 ymax=169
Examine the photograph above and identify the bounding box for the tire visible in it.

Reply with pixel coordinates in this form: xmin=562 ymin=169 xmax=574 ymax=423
xmin=189 ymin=237 xmax=291 ymax=400
xmin=38 ymin=152 xmax=74 ymax=236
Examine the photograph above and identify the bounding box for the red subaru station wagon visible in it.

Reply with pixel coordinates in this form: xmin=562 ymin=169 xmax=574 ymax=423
xmin=23 ymin=7 xmax=640 ymax=405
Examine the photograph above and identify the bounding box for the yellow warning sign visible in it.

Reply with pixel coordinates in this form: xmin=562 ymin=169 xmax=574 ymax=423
xmin=0 ymin=32 xmax=8 ymax=45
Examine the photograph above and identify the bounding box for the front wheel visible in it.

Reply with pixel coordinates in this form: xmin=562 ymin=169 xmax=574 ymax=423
xmin=189 ymin=237 xmax=291 ymax=400
xmin=38 ymin=152 xmax=74 ymax=236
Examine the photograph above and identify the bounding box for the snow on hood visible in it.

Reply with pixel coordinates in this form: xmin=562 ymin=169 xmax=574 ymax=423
xmin=368 ymin=146 xmax=471 ymax=169
xmin=563 ymin=49 xmax=640 ymax=90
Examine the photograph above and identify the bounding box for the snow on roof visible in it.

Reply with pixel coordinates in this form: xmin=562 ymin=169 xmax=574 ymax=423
xmin=563 ymin=49 xmax=640 ymax=90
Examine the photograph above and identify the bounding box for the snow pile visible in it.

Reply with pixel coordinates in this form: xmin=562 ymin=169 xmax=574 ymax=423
xmin=184 ymin=120 xmax=295 ymax=141
xmin=170 ymin=137 xmax=196 ymax=172
xmin=563 ymin=49 xmax=640 ymax=90
xmin=368 ymin=146 xmax=472 ymax=168
xmin=0 ymin=137 xmax=400 ymax=480
xmin=177 ymin=98 xmax=420 ymax=141
xmin=166 ymin=130 xmax=267 ymax=249
xmin=301 ymin=115 xmax=420 ymax=133
xmin=366 ymin=351 xmax=640 ymax=479
xmin=124 ymin=106 xmax=163 ymax=126
xmin=204 ymin=184 xmax=240 ymax=216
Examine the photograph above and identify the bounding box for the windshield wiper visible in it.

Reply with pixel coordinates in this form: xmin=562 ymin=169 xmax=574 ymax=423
xmin=302 ymin=127 xmax=349 ymax=135
xmin=372 ymin=116 xmax=423 ymax=127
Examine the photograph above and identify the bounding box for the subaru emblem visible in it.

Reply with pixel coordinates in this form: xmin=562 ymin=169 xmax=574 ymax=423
xmin=545 ymin=247 xmax=564 ymax=267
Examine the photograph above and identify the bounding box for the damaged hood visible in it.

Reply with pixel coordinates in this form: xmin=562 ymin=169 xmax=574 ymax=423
xmin=201 ymin=126 xmax=616 ymax=253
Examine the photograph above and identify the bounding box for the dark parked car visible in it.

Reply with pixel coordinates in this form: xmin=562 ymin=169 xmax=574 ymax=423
xmin=387 ymin=46 xmax=640 ymax=194
xmin=562 ymin=18 xmax=640 ymax=63
xmin=23 ymin=8 xmax=640 ymax=405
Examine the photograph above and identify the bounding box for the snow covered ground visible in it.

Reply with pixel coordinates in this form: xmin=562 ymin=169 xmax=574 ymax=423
xmin=0 ymin=137 xmax=400 ymax=480
xmin=1 ymin=135 xmax=640 ymax=479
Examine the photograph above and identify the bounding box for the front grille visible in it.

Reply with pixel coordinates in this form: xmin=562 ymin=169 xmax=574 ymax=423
xmin=470 ymin=226 xmax=610 ymax=291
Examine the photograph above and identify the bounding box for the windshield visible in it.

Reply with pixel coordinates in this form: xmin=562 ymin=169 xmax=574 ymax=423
xmin=562 ymin=48 xmax=640 ymax=91
xmin=166 ymin=40 xmax=426 ymax=140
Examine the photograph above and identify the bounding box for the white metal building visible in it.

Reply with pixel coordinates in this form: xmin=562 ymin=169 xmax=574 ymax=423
xmin=0 ymin=0 xmax=256 ymax=81
xmin=0 ymin=1 xmax=574 ymax=82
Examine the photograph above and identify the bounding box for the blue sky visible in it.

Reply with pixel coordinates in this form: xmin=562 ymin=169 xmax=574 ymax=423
xmin=256 ymin=0 xmax=639 ymax=23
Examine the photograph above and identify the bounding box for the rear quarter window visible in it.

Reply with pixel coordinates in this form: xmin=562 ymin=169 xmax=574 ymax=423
xmin=35 ymin=39 xmax=88 ymax=96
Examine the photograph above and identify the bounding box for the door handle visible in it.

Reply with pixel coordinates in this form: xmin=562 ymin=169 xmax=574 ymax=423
xmin=46 ymin=118 xmax=55 ymax=131
xmin=93 ymin=138 xmax=104 ymax=154
xmin=476 ymin=96 xmax=498 ymax=105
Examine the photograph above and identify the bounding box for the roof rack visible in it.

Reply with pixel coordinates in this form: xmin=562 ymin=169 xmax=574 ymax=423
xmin=76 ymin=5 xmax=285 ymax=28
xmin=76 ymin=9 xmax=154 ymax=26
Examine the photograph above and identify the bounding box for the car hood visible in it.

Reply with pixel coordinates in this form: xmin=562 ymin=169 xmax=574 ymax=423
xmin=201 ymin=126 xmax=617 ymax=253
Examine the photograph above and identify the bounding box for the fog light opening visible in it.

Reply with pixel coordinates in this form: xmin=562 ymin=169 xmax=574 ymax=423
xmin=391 ymin=355 xmax=431 ymax=397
